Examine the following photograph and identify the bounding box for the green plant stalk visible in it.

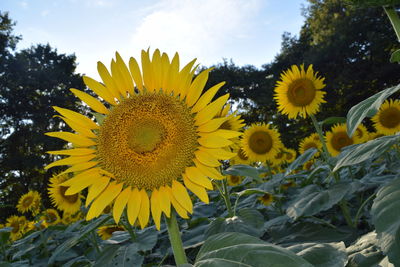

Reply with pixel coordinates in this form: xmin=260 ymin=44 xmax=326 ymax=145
xmin=339 ymin=200 xmax=354 ymax=228
xmin=123 ymin=210 xmax=136 ymax=241
xmin=384 ymin=6 xmax=400 ymax=42
xmin=90 ymin=231 xmax=101 ymax=254
xmin=222 ymin=178 xmax=234 ymax=217
xmin=354 ymin=193 xmax=376 ymax=227
xmin=310 ymin=114 xmax=331 ymax=161
xmin=165 ymin=211 xmax=187 ymax=265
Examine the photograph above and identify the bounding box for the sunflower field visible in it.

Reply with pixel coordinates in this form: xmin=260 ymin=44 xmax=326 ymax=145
xmin=1 ymin=1 xmax=400 ymax=267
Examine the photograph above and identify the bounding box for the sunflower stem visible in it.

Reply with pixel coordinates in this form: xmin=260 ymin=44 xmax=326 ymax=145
xmin=222 ymin=178 xmax=234 ymax=217
xmin=353 ymin=193 xmax=376 ymax=228
xmin=90 ymin=231 xmax=101 ymax=254
xmin=165 ymin=211 xmax=187 ymax=265
xmin=123 ymin=210 xmax=136 ymax=241
xmin=309 ymin=114 xmax=330 ymax=161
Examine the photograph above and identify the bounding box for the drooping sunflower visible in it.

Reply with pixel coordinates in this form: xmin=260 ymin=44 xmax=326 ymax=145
xmin=241 ymin=123 xmax=282 ymax=162
xmin=299 ymin=133 xmax=322 ymax=156
xmin=353 ymin=123 xmax=370 ymax=144
xmin=48 ymin=174 xmax=82 ymax=214
xmin=45 ymin=50 xmax=239 ymax=230
xmin=41 ymin=209 xmax=61 ymax=227
xmin=16 ymin=191 xmax=41 ymax=215
xmin=230 ymin=145 xmax=252 ymax=165
xmin=6 ymin=216 xmax=24 ymax=241
xmin=226 ymin=175 xmax=243 ymax=186
xmin=98 ymin=225 xmax=125 ymax=240
xmin=325 ymin=123 xmax=356 ymax=157
xmin=372 ymin=99 xmax=400 ymax=135
xmin=274 ymin=64 xmax=326 ymax=119
xmin=258 ymin=193 xmax=274 ymax=206
xmin=284 ymin=148 xmax=297 ymax=164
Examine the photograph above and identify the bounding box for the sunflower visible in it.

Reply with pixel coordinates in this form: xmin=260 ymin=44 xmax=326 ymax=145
xmin=230 ymin=145 xmax=252 ymax=165
xmin=45 ymin=50 xmax=239 ymax=231
xmin=217 ymin=104 xmax=245 ymax=133
xmin=41 ymin=209 xmax=61 ymax=227
xmin=62 ymin=212 xmax=83 ymax=225
xmin=16 ymin=191 xmax=41 ymax=215
xmin=272 ymin=149 xmax=286 ymax=166
xmin=369 ymin=131 xmax=385 ymax=140
xmin=226 ymin=175 xmax=242 ymax=186
xmin=6 ymin=215 xmax=24 ymax=241
xmin=284 ymin=148 xmax=297 ymax=164
xmin=372 ymin=99 xmax=400 ymax=135
xmin=299 ymin=133 xmax=322 ymax=156
xmin=274 ymin=64 xmax=326 ymax=119
xmin=326 ymin=123 xmax=356 ymax=157
xmin=303 ymin=159 xmax=315 ymax=171
xmin=98 ymin=225 xmax=126 ymax=240
xmin=258 ymin=193 xmax=274 ymax=206
xmin=241 ymin=123 xmax=282 ymax=162
xmin=48 ymin=174 xmax=82 ymax=214
xmin=280 ymin=180 xmax=296 ymax=191
xmin=353 ymin=124 xmax=370 ymax=143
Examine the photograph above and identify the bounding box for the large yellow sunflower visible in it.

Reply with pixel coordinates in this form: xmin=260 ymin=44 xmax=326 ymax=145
xmin=353 ymin=123 xmax=370 ymax=144
xmin=241 ymin=123 xmax=282 ymax=162
xmin=16 ymin=190 xmax=41 ymax=215
xmin=372 ymin=99 xmax=400 ymax=135
xmin=5 ymin=215 xmax=25 ymax=241
xmin=45 ymin=50 xmax=239 ymax=230
xmin=325 ymin=123 xmax=356 ymax=157
xmin=274 ymin=64 xmax=326 ymax=119
xmin=299 ymin=133 xmax=322 ymax=156
xmin=48 ymin=174 xmax=82 ymax=214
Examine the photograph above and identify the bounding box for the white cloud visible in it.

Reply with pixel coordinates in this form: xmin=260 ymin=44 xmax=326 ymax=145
xmin=19 ymin=1 xmax=28 ymax=8
xmin=130 ymin=0 xmax=262 ymax=66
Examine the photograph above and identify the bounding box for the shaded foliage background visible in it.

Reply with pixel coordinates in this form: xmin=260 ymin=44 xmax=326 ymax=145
xmin=1 ymin=0 xmax=400 ymax=221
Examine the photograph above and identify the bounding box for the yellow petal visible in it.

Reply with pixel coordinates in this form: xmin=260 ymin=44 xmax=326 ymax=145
xmin=171 ymin=180 xmax=193 ymax=213
xmin=183 ymin=174 xmax=209 ymax=204
xmin=210 ymin=129 xmax=242 ymax=139
xmin=138 ymin=189 xmax=150 ymax=229
xmin=166 ymin=186 xmax=189 ymax=219
xmin=111 ymin=59 xmax=129 ymax=97
xmin=141 ymin=49 xmax=154 ymax=92
xmin=199 ymin=147 xmax=236 ymax=160
xmin=97 ymin=61 xmax=122 ymax=100
xmin=191 ymin=82 xmax=225 ymax=113
xmin=151 ymin=49 xmax=162 ymax=92
xmin=70 ymin=89 xmax=109 ymax=115
xmin=129 ymin=57 xmax=143 ymax=92
xmin=198 ymin=134 xmax=232 ymax=148
xmin=195 ymin=150 xmax=221 ymax=167
xmin=45 ymin=132 xmax=96 ymax=147
xmin=186 ymin=68 xmax=212 ymax=107
xmin=127 ymin=188 xmax=141 ymax=225
xmin=176 ymin=58 xmax=197 ymax=96
xmin=86 ymin=182 xmax=122 ymax=220
xmin=166 ymin=53 xmax=180 ymax=95
xmin=150 ymin=189 xmax=162 ymax=230
xmin=113 ymin=187 xmax=132 ymax=224
xmin=185 ymin=167 xmax=213 ymax=190
xmin=59 ymin=161 xmax=98 ymax=176
xmin=195 ymin=94 xmax=230 ymax=126
xmin=85 ymin=176 xmax=110 ymax=207
xmin=83 ymin=76 xmax=117 ymax=105
xmin=197 ymin=117 xmax=228 ymax=133
xmin=46 ymin=148 xmax=95 ymax=156
xmin=158 ymin=186 xmax=171 ymax=218
xmin=194 ymin=159 xmax=224 ymax=180
xmin=53 ymin=106 xmax=99 ymax=129
xmin=63 ymin=168 xmax=101 ymax=191
xmin=160 ymin=53 xmax=171 ymax=93
xmin=115 ymin=52 xmax=134 ymax=94
xmin=54 ymin=115 xmax=96 ymax=138
xmin=45 ymin=154 xmax=96 ymax=170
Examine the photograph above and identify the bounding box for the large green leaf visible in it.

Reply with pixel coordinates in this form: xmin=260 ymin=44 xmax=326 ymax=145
xmin=195 ymin=232 xmax=313 ymax=267
xmin=223 ymin=164 xmax=262 ymax=182
xmin=333 ymin=134 xmax=400 ymax=172
xmin=285 ymin=148 xmax=317 ymax=176
xmin=287 ymin=242 xmax=347 ymax=267
xmin=346 ymin=231 xmax=384 ymax=267
xmin=390 ymin=49 xmax=400 ymax=63
xmin=286 ymin=183 xmax=352 ymax=220
xmin=346 ymin=83 xmax=400 ymax=137
xmin=371 ymin=176 xmax=400 ymax=266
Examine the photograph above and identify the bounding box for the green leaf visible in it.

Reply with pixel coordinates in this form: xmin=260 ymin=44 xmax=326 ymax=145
xmin=346 ymin=231 xmax=384 ymax=267
xmin=371 ymin=176 xmax=400 ymax=266
xmin=0 ymin=227 xmax=12 ymax=244
xmin=319 ymin=116 xmax=346 ymax=127
xmin=287 ymin=242 xmax=347 ymax=267
xmin=224 ymin=164 xmax=262 ymax=182
xmin=286 ymin=183 xmax=353 ymax=220
xmin=195 ymin=232 xmax=313 ymax=267
xmin=390 ymin=49 xmax=400 ymax=63
xmin=285 ymin=148 xmax=317 ymax=176
xmin=333 ymin=134 xmax=400 ymax=172
xmin=94 ymin=246 xmax=120 ymax=267
xmin=48 ymin=215 xmax=110 ymax=265
xmin=111 ymin=243 xmax=144 ymax=267
xmin=346 ymin=83 xmax=400 ymax=137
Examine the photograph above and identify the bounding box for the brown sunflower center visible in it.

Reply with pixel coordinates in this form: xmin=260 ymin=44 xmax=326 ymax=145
xmin=286 ymin=152 xmax=293 ymax=160
xmin=303 ymin=142 xmax=317 ymax=151
xmin=47 ymin=212 xmax=58 ymax=223
xmin=11 ymin=222 xmax=20 ymax=233
xmin=275 ymin=151 xmax=284 ymax=159
xmin=379 ymin=107 xmax=400 ymax=128
xmin=22 ymin=196 xmax=33 ymax=206
xmin=97 ymin=93 xmax=198 ymax=190
xmin=287 ymin=78 xmax=316 ymax=106
xmin=105 ymin=226 xmax=124 ymax=235
xmin=356 ymin=128 xmax=363 ymax=138
xmin=331 ymin=131 xmax=353 ymax=151
xmin=248 ymin=131 xmax=273 ymax=155
xmin=237 ymin=148 xmax=249 ymax=161
xmin=59 ymin=186 xmax=79 ymax=204
xmin=229 ymin=175 xmax=240 ymax=184
xmin=219 ymin=120 xmax=232 ymax=130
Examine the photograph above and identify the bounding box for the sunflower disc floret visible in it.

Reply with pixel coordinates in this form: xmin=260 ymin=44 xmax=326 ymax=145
xmin=45 ymin=49 xmax=240 ymax=230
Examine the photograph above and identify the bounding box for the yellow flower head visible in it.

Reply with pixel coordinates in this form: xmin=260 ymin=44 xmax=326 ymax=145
xmin=280 ymin=180 xmax=296 ymax=191
xmin=326 ymin=123 xmax=356 ymax=157
xmin=272 ymin=148 xmax=286 ymax=166
xmin=62 ymin=212 xmax=83 ymax=225
xmin=45 ymin=49 xmax=240 ymax=230
xmin=6 ymin=215 xmax=25 ymax=241
xmin=353 ymin=123 xmax=370 ymax=144
xmin=303 ymin=159 xmax=315 ymax=171
xmin=226 ymin=175 xmax=243 ymax=186
xmin=98 ymin=225 xmax=125 ymax=240
xmin=299 ymin=133 xmax=322 ymax=156
xmin=230 ymin=145 xmax=252 ymax=165
xmin=372 ymin=99 xmax=400 ymax=135
xmin=274 ymin=64 xmax=326 ymax=119
xmin=40 ymin=209 xmax=60 ymax=227
xmin=284 ymin=148 xmax=297 ymax=164
xmin=16 ymin=190 xmax=41 ymax=215
xmin=258 ymin=193 xmax=274 ymax=206
xmin=48 ymin=174 xmax=82 ymax=214
xmin=241 ymin=123 xmax=282 ymax=162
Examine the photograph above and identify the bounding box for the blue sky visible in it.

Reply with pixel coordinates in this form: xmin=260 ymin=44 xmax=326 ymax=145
xmin=2 ymin=0 xmax=308 ymax=78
